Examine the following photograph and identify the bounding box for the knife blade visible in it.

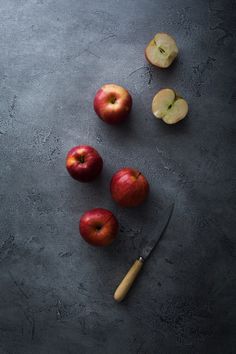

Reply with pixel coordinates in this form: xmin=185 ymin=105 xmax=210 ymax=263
xmin=113 ymin=203 xmax=174 ymax=302
xmin=140 ymin=203 xmax=174 ymax=261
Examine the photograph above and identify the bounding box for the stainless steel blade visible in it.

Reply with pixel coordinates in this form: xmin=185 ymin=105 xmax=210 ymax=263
xmin=140 ymin=203 xmax=174 ymax=261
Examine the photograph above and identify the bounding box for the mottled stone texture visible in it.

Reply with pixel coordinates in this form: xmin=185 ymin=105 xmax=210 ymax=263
xmin=0 ymin=0 xmax=235 ymax=353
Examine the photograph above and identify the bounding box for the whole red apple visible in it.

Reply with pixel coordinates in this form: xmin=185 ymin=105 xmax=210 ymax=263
xmin=79 ymin=208 xmax=119 ymax=246
xmin=110 ymin=168 xmax=149 ymax=207
xmin=94 ymin=83 xmax=132 ymax=124
xmin=66 ymin=145 xmax=103 ymax=182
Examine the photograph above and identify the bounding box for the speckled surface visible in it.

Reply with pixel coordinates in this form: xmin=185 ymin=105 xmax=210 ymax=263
xmin=0 ymin=0 xmax=235 ymax=353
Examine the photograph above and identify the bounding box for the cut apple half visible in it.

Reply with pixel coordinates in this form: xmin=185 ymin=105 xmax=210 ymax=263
xmin=145 ymin=33 xmax=178 ymax=68
xmin=152 ymin=88 xmax=188 ymax=124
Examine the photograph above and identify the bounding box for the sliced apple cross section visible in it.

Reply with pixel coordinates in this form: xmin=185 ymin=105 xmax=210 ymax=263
xmin=145 ymin=33 xmax=178 ymax=68
xmin=152 ymin=88 xmax=188 ymax=124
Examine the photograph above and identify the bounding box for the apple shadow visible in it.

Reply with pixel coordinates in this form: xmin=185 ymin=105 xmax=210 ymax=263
xmin=94 ymin=108 xmax=139 ymax=150
xmin=65 ymin=164 xmax=114 ymax=215
xmin=164 ymin=55 xmax=180 ymax=73
xmin=150 ymin=55 xmax=181 ymax=83
xmin=108 ymin=108 xmax=137 ymax=137
xmin=155 ymin=114 xmax=190 ymax=136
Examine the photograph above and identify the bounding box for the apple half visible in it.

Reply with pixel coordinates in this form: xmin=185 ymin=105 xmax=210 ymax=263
xmin=152 ymin=88 xmax=188 ymax=124
xmin=145 ymin=33 xmax=178 ymax=68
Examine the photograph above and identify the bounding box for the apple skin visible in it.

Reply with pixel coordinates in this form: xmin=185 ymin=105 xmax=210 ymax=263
xmin=66 ymin=145 xmax=103 ymax=182
xmin=79 ymin=208 xmax=119 ymax=246
xmin=94 ymin=84 xmax=132 ymax=125
xmin=110 ymin=168 xmax=149 ymax=207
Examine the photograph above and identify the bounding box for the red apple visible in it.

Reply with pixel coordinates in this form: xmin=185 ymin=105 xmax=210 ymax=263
xmin=110 ymin=168 xmax=149 ymax=207
xmin=66 ymin=145 xmax=103 ymax=182
xmin=94 ymin=83 xmax=132 ymax=124
xmin=79 ymin=208 xmax=119 ymax=246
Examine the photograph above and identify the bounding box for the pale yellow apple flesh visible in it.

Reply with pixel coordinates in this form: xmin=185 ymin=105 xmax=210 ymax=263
xmin=145 ymin=33 xmax=178 ymax=68
xmin=152 ymin=88 xmax=188 ymax=124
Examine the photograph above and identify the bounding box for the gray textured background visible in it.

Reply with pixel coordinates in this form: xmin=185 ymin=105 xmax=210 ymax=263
xmin=0 ymin=0 xmax=235 ymax=353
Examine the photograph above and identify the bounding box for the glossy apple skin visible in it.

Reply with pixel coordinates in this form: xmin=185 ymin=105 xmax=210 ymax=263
xmin=66 ymin=145 xmax=103 ymax=182
xmin=110 ymin=168 xmax=149 ymax=207
xmin=94 ymin=84 xmax=132 ymax=125
xmin=79 ymin=208 xmax=119 ymax=246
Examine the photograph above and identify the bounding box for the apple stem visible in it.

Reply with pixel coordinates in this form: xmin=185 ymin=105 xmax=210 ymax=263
xmin=136 ymin=172 xmax=142 ymax=179
xmin=110 ymin=97 xmax=116 ymax=104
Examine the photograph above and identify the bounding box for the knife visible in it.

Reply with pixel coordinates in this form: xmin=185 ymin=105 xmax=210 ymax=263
xmin=113 ymin=204 xmax=174 ymax=302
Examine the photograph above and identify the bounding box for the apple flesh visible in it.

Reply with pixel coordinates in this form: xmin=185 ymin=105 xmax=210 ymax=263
xmin=152 ymin=88 xmax=188 ymax=124
xmin=79 ymin=208 xmax=119 ymax=246
xmin=110 ymin=168 xmax=149 ymax=207
xmin=145 ymin=33 xmax=178 ymax=68
xmin=94 ymin=83 xmax=132 ymax=124
xmin=66 ymin=145 xmax=103 ymax=182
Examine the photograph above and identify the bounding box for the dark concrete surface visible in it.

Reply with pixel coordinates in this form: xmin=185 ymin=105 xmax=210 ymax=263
xmin=0 ymin=0 xmax=235 ymax=353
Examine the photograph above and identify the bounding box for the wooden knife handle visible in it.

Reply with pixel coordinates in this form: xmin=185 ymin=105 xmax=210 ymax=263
xmin=114 ymin=257 xmax=144 ymax=302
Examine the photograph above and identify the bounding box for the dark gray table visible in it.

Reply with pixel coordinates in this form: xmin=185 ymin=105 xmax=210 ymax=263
xmin=0 ymin=0 xmax=235 ymax=353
